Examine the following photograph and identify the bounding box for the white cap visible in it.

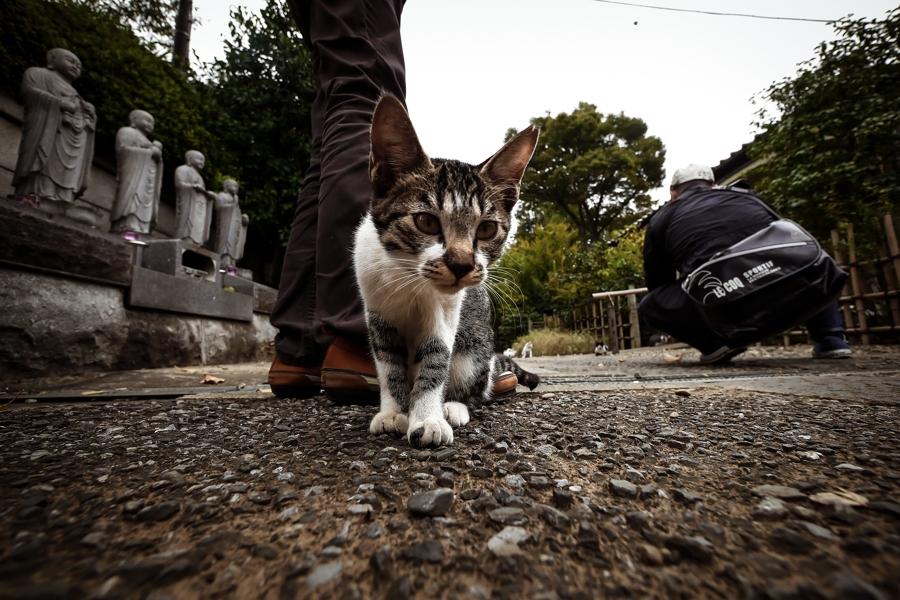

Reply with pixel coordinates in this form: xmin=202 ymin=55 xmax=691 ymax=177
xmin=670 ymin=164 xmax=714 ymax=188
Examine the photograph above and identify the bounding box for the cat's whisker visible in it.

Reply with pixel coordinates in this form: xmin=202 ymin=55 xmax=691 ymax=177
xmin=485 ymin=280 xmax=522 ymax=318
xmin=485 ymin=276 xmax=527 ymax=324
xmin=486 ymin=272 xmax=527 ymax=304
xmin=370 ymin=272 xmax=422 ymax=300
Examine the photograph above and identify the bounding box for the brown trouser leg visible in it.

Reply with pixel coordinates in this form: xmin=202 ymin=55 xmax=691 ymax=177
xmin=271 ymin=0 xmax=407 ymax=367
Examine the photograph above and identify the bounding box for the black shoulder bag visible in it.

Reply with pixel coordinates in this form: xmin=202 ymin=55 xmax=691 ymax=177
xmin=681 ymin=189 xmax=848 ymax=347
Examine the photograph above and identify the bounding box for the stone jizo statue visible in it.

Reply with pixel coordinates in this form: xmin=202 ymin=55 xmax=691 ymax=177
xmin=13 ymin=48 xmax=96 ymax=215
xmin=110 ymin=110 xmax=163 ymax=239
xmin=214 ymin=179 xmax=250 ymax=270
xmin=174 ymin=150 xmax=216 ymax=246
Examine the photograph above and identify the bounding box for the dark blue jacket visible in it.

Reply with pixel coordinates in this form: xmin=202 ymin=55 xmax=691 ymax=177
xmin=643 ymin=185 xmax=777 ymax=290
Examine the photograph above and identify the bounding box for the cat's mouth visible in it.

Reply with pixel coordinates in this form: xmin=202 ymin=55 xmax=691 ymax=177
xmin=434 ymin=276 xmax=483 ymax=294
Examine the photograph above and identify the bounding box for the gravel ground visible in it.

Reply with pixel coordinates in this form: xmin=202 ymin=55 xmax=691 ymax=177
xmin=2 ymin=384 xmax=899 ymax=599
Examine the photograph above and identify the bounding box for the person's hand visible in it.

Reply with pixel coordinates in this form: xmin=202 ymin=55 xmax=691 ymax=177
xmin=151 ymin=146 xmax=162 ymax=161
xmin=83 ymin=102 xmax=96 ymax=118
xmin=60 ymin=99 xmax=76 ymax=113
xmin=192 ymin=184 xmax=205 ymax=192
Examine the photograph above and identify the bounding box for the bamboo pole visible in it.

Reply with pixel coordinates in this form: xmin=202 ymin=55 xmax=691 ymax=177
xmin=606 ymin=299 xmax=619 ymax=354
xmin=627 ymin=285 xmax=641 ymax=349
xmin=847 ymin=224 xmax=870 ymax=345
xmin=875 ymin=238 xmax=900 ymax=327
xmin=831 ymin=229 xmax=857 ymax=337
xmin=600 ymin=302 xmax=607 ymax=345
xmin=884 ymin=214 xmax=900 ymax=324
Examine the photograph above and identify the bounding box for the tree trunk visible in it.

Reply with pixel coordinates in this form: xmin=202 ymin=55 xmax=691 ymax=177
xmin=173 ymin=0 xmax=193 ymax=69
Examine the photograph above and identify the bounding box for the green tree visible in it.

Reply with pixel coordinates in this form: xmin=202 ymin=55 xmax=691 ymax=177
xmin=80 ymin=0 xmax=179 ymax=55
xmin=202 ymin=0 xmax=315 ymax=285
xmin=751 ymin=8 xmax=900 ymax=246
xmin=509 ymin=103 xmax=665 ymax=247
xmin=491 ymin=220 xmax=645 ymax=344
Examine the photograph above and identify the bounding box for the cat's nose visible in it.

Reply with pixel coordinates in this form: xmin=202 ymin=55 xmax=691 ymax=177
xmin=445 ymin=256 xmax=475 ymax=280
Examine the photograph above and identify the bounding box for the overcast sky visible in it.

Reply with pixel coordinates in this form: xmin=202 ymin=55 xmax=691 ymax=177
xmin=191 ymin=0 xmax=898 ymax=206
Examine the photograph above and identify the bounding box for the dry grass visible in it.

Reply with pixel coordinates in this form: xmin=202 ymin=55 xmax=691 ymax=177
xmin=511 ymin=329 xmax=596 ymax=357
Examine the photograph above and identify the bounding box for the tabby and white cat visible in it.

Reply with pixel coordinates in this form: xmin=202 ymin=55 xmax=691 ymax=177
xmin=354 ymin=96 xmax=540 ymax=447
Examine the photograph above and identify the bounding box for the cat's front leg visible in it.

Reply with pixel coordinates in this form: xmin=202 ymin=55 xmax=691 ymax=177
xmin=366 ymin=312 xmax=409 ymax=436
xmin=407 ymin=336 xmax=454 ymax=447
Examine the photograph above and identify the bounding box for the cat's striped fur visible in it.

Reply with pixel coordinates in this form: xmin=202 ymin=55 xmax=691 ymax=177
xmin=354 ymin=96 xmax=540 ymax=447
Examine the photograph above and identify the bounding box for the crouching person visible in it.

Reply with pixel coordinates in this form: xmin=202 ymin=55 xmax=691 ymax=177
xmin=638 ymin=164 xmax=851 ymax=364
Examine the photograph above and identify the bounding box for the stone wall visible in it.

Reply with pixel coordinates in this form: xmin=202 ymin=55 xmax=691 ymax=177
xmin=0 ymin=269 xmax=276 ymax=381
xmin=0 ymin=92 xmax=176 ymax=236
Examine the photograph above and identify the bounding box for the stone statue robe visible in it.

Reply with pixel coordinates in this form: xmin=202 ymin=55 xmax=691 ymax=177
xmin=110 ymin=126 xmax=162 ymax=233
xmin=174 ymin=165 xmax=213 ymax=245
xmin=13 ymin=67 xmax=95 ymax=203
xmin=214 ymin=191 xmax=244 ymax=265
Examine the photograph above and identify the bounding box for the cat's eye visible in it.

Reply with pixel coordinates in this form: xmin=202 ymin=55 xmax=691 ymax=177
xmin=476 ymin=221 xmax=498 ymax=240
xmin=413 ymin=213 xmax=441 ymax=235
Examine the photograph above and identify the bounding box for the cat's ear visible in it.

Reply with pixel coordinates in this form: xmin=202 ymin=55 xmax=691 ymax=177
xmin=370 ymin=95 xmax=431 ymax=197
xmin=480 ymin=125 xmax=540 ymax=212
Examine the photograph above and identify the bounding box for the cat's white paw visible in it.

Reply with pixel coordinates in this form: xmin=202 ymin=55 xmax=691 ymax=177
xmin=407 ymin=417 xmax=454 ymax=447
xmin=369 ymin=410 xmax=408 ymax=435
xmin=443 ymin=402 xmax=470 ymax=427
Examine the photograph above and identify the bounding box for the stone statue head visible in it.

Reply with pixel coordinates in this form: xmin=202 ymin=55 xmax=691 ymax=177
xmin=223 ymin=179 xmax=239 ymax=195
xmin=47 ymin=48 xmax=82 ymax=82
xmin=129 ymin=110 xmax=154 ymax=135
xmin=185 ymin=150 xmax=205 ymax=170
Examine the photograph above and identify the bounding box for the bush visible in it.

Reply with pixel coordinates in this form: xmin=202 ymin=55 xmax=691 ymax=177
xmin=511 ymin=329 xmax=595 ymax=357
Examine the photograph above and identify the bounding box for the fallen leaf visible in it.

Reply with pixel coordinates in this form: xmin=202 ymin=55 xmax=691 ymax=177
xmin=663 ymin=354 xmax=683 ymax=363
xmin=201 ymin=374 xmax=225 ymax=385
xmin=176 ymin=367 xmax=200 ymax=373
xmin=797 ymin=451 xmax=822 ymax=461
xmin=809 ymin=490 xmax=868 ymax=507
xmin=834 ymin=488 xmax=869 ymax=506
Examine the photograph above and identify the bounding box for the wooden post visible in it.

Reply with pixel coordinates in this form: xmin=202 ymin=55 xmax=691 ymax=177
xmin=875 ymin=218 xmax=900 ymax=327
xmin=885 ymin=214 xmax=900 ymax=323
xmin=606 ymin=299 xmax=619 ymax=354
xmin=847 ymin=224 xmax=870 ymax=345
xmin=600 ymin=302 xmax=607 ymax=344
xmin=831 ymin=229 xmax=856 ymax=337
xmin=173 ymin=0 xmax=194 ymax=69
xmin=592 ymin=302 xmax=599 ymax=341
xmin=627 ymin=285 xmax=641 ymax=349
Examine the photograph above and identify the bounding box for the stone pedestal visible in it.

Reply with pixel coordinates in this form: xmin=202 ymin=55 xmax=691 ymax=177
xmin=142 ymin=238 xmax=221 ymax=283
xmin=0 ymin=201 xmax=278 ymax=379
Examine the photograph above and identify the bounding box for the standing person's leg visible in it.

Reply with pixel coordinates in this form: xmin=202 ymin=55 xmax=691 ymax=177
xmin=272 ymin=0 xmax=407 ymax=402
xmin=268 ymin=2 xmax=332 ymax=398
xmin=313 ymin=0 xmax=407 ymax=403
xmin=638 ymin=283 xmax=746 ymax=363
xmin=805 ymin=302 xmax=852 ymax=358
xmin=312 ymin=0 xmax=406 ymax=347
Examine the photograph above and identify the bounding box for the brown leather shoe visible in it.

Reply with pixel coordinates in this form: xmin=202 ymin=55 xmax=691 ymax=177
xmin=268 ymin=356 xmax=322 ymax=399
xmin=321 ymin=337 xmax=380 ymax=405
xmin=491 ymin=371 xmax=518 ymax=400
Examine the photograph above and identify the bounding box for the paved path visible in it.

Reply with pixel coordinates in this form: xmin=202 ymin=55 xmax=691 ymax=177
xmin=5 ymin=344 xmax=898 ymax=406
xmin=1 ymin=345 xmax=897 ymax=599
